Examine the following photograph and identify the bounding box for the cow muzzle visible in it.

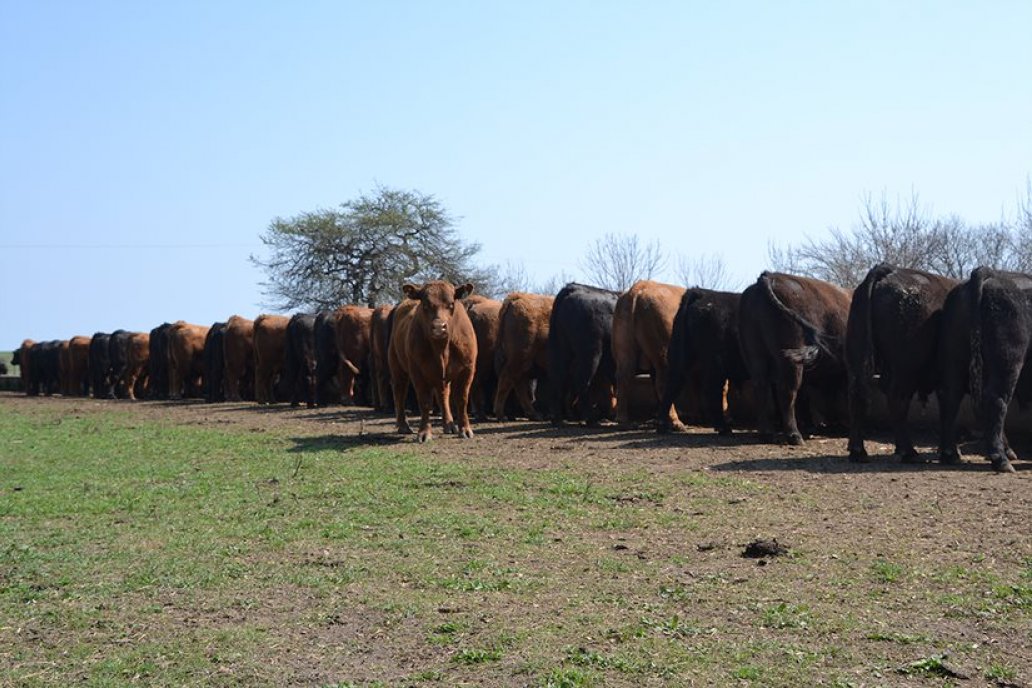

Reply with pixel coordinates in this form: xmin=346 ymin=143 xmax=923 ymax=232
xmin=430 ymin=320 xmax=449 ymax=340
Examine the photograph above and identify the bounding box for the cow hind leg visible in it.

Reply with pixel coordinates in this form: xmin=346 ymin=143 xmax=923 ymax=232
xmin=982 ymin=369 xmax=1020 ymax=473
xmin=846 ymin=371 xmax=870 ymax=462
xmin=774 ymin=361 xmax=805 ymax=445
xmin=452 ymin=370 xmax=475 ymax=438
xmin=391 ymin=371 xmax=414 ymax=435
xmin=887 ymin=382 xmax=920 ymax=463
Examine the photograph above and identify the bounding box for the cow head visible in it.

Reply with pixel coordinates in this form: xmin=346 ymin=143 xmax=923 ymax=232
xmin=403 ymin=281 xmax=474 ymax=342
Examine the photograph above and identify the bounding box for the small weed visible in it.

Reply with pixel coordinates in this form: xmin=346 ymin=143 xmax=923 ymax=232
xmin=870 ymin=558 xmax=904 ymax=583
xmin=897 ymin=654 xmax=961 ymax=678
xmin=760 ymin=602 xmax=810 ymax=629
xmin=732 ymin=665 xmax=762 ymax=679
xmin=540 ymin=667 xmax=595 ymax=687
xmin=985 ymin=663 xmax=1017 ymax=680
xmin=865 ymin=631 xmax=928 ymax=645
xmin=452 ymin=647 xmax=503 ymax=665
xmin=642 ymin=614 xmax=706 ymax=638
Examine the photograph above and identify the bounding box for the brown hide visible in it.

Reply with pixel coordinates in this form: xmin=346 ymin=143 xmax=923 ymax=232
xmin=63 ymin=336 xmax=91 ymax=396
xmin=253 ymin=314 xmax=288 ymax=404
xmin=493 ymin=292 xmax=553 ymax=419
xmin=611 ymin=280 xmax=686 ymax=427
xmin=123 ymin=333 xmax=150 ymax=400
xmin=388 ymin=281 xmax=477 ymax=442
xmin=334 ymin=305 xmax=373 ymax=404
xmin=16 ymin=339 xmax=35 ymax=393
xmin=223 ymin=315 xmax=255 ymax=402
xmin=463 ymin=294 xmax=502 ymax=419
xmin=168 ymin=323 xmax=210 ymax=399
xmin=369 ymin=305 xmax=393 ymax=411
xmin=738 ymin=272 xmax=852 ymax=444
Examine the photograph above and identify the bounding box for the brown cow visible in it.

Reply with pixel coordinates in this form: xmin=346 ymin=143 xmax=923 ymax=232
xmin=61 ymin=336 xmax=91 ymax=396
xmin=223 ymin=315 xmax=255 ymax=402
xmin=334 ymin=305 xmax=374 ymax=405
xmin=388 ymin=281 xmax=477 ymax=442
xmin=168 ymin=323 xmax=210 ymax=399
xmin=13 ymin=339 xmax=35 ymax=394
xmin=463 ymin=294 xmax=503 ymax=420
xmin=611 ymin=280 xmax=687 ymax=428
xmin=493 ymin=292 xmax=554 ymax=420
xmin=369 ymin=305 xmax=394 ymax=412
xmin=254 ymin=314 xmax=289 ymax=404
xmin=738 ymin=271 xmax=852 ymax=445
xmin=123 ymin=333 xmax=150 ymax=400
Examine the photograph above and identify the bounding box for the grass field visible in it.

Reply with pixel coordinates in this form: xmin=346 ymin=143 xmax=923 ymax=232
xmin=1 ymin=395 xmax=1030 ymax=686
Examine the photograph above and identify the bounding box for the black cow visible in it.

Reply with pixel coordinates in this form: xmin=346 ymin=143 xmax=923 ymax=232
xmin=203 ymin=322 xmax=227 ymax=403
xmin=283 ymin=313 xmax=318 ymax=408
xmin=314 ymin=310 xmax=341 ymax=406
xmin=658 ymin=288 xmax=747 ymax=435
xmin=547 ymin=283 xmax=620 ymax=426
xmin=938 ymin=267 xmax=1032 ymax=473
xmin=31 ymin=341 xmax=62 ymax=396
xmin=148 ymin=323 xmax=175 ymax=400
xmin=845 ymin=265 xmax=957 ymax=462
xmin=89 ymin=333 xmax=114 ymax=399
xmin=738 ymin=272 xmax=852 ymax=445
xmin=107 ymin=330 xmax=133 ymax=398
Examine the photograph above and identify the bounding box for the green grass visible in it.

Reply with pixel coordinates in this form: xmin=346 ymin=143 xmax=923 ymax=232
xmin=2 ymin=402 xmax=1031 ymax=686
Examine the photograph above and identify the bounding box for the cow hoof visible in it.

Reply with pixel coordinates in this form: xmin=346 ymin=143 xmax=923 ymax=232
xmin=848 ymin=449 xmax=869 ymax=463
xmin=717 ymin=426 xmax=733 ymax=436
xmin=459 ymin=427 xmax=474 ymax=439
xmin=668 ymin=422 xmax=688 ymax=434
xmin=443 ymin=422 xmax=457 ymax=434
xmin=939 ymin=450 xmax=962 ymax=464
xmin=992 ymin=458 xmax=1016 ymax=473
xmin=417 ymin=430 xmax=433 ymax=443
xmin=1006 ymin=447 xmax=1018 ymax=462
xmin=396 ymin=424 xmax=414 ymax=435
xmin=786 ymin=433 xmax=804 ymax=446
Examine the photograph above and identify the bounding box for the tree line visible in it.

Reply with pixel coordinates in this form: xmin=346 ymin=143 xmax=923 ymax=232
xmin=254 ymin=179 xmax=1032 ymax=309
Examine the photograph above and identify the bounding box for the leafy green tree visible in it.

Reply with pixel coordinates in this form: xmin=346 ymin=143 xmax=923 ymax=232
xmin=253 ymin=186 xmax=490 ymax=309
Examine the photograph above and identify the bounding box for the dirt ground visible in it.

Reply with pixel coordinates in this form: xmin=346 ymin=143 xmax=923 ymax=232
xmin=3 ymin=392 xmax=1031 ymax=686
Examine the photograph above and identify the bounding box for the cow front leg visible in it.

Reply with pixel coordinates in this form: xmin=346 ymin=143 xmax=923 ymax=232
xmin=441 ymin=382 xmax=457 ymax=434
xmin=416 ymin=384 xmax=436 ymax=442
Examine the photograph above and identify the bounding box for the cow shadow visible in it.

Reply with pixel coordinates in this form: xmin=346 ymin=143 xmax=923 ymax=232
xmin=707 ymin=446 xmax=1032 ymax=474
xmin=287 ymin=433 xmax=410 ymax=454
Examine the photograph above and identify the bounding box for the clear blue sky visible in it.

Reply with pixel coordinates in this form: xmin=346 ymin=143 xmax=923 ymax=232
xmin=3 ymin=1 xmax=1030 ymax=347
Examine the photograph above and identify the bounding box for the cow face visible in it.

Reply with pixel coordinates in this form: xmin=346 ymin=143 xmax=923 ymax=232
xmin=403 ymin=281 xmax=474 ymax=341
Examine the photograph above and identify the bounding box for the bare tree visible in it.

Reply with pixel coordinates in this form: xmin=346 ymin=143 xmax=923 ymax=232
xmin=580 ymin=233 xmax=666 ymax=292
xmin=481 ymin=260 xmax=533 ymax=299
xmin=536 ymin=270 xmax=577 ymax=297
xmin=676 ymin=253 xmax=737 ymax=290
xmin=769 ymin=190 xmax=1027 ymax=286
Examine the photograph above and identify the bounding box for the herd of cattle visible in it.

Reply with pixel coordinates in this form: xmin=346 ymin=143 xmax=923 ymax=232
xmin=11 ymin=264 xmax=1032 ymax=472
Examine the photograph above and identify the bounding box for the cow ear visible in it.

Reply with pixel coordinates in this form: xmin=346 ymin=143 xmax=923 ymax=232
xmin=455 ymin=283 xmax=474 ymax=300
xmin=402 ymin=284 xmax=422 ymax=300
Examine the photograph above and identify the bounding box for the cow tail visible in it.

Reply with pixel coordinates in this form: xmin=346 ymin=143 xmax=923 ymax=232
xmin=968 ymin=266 xmax=992 ymax=415
xmin=858 ymin=264 xmax=894 ymax=380
xmin=494 ymin=299 xmax=512 ymax=377
xmin=758 ymin=272 xmax=823 ymax=365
